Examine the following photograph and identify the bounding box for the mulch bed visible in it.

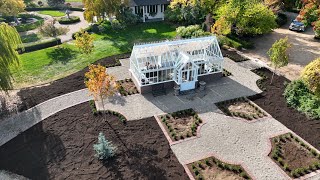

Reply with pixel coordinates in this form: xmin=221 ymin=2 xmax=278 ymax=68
xmin=221 ymin=48 xmax=249 ymax=62
xmin=159 ymin=109 xmax=203 ymax=141
xmin=216 ymin=97 xmax=267 ymax=121
xmin=0 ymin=103 xmax=187 ymax=180
xmin=248 ymin=68 xmax=320 ymax=150
xmin=269 ymin=133 xmax=320 ymax=178
xmin=188 ymin=156 xmax=250 ymax=180
xmin=16 ymin=53 xmax=130 ymax=112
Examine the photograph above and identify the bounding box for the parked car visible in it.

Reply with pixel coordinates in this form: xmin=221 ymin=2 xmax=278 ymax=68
xmin=289 ymin=20 xmax=305 ymax=32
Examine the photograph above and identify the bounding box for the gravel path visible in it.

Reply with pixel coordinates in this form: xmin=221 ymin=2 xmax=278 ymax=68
xmin=241 ymin=12 xmax=320 ymax=80
xmin=0 ymin=89 xmax=92 ymax=147
xmin=23 ymin=11 xmax=89 ymax=42
xmin=171 ymin=110 xmax=291 ymax=180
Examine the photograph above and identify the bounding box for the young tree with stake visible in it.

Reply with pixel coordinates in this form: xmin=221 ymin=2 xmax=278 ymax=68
xmin=85 ymin=64 xmax=118 ymax=114
xmin=267 ymin=36 xmax=291 ymax=84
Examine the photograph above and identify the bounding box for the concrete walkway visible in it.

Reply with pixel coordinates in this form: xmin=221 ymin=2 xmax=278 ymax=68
xmin=0 ymin=89 xmax=92 ymax=146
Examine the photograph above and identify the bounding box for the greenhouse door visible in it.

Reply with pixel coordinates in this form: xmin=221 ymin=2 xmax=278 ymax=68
xmin=180 ymin=68 xmax=197 ymax=91
xmin=180 ymin=81 xmax=196 ymax=91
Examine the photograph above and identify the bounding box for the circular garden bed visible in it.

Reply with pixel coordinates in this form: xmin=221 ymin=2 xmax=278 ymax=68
xmin=58 ymin=16 xmax=80 ymax=24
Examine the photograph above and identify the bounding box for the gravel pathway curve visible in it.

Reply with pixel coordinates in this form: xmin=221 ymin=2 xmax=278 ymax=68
xmin=0 ymin=89 xmax=92 ymax=146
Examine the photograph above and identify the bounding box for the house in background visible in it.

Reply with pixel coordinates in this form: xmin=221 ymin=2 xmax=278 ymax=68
xmin=129 ymin=0 xmax=170 ymax=22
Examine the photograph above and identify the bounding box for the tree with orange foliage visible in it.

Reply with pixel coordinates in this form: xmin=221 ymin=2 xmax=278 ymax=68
xmin=85 ymin=64 xmax=118 ymax=112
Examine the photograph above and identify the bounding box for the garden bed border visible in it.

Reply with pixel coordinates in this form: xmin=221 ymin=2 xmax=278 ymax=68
xmin=154 ymin=114 xmax=207 ymax=146
xmin=267 ymin=131 xmax=320 ymax=180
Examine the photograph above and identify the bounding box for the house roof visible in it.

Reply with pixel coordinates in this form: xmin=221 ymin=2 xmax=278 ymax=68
xmin=129 ymin=0 xmax=170 ymax=6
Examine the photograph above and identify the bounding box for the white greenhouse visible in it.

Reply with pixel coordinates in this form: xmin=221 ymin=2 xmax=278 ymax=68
xmin=129 ymin=36 xmax=224 ymax=94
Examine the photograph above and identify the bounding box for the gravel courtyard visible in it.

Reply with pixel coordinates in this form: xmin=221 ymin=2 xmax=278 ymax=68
xmin=241 ymin=12 xmax=320 ymax=80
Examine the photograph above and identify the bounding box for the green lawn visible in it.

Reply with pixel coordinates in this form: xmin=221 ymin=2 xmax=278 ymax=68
xmin=12 ymin=22 xmax=176 ymax=88
xmin=39 ymin=10 xmax=66 ymax=17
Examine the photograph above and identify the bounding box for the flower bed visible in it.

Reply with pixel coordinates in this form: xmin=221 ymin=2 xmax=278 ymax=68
xmin=269 ymin=133 xmax=320 ymax=178
xmin=159 ymin=109 xmax=203 ymax=141
xmin=252 ymin=69 xmax=268 ymax=91
xmin=188 ymin=156 xmax=251 ymax=180
xmin=117 ymin=79 xmax=139 ymax=96
xmin=216 ymin=97 xmax=267 ymax=120
xmin=58 ymin=16 xmax=80 ymax=24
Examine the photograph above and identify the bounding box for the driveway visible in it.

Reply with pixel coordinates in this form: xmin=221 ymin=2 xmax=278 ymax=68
xmin=242 ymin=12 xmax=320 ymax=80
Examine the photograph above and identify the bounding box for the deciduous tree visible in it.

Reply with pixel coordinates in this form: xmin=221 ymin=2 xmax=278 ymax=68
xmin=39 ymin=19 xmax=68 ymax=44
xmin=85 ymin=64 xmax=118 ymax=112
xmin=0 ymin=0 xmax=25 ymax=24
xmin=0 ymin=23 xmax=22 ymax=92
xmin=75 ymin=29 xmax=94 ymax=54
xmin=301 ymin=58 xmax=320 ymax=96
xmin=215 ymin=0 xmax=277 ymax=36
xmin=267 ymin=36 xmax=291 ymax=84
xmin=83 ymin=0 xmax=128 ymax=23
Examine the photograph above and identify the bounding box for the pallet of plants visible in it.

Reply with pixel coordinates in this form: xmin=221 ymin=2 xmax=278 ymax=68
xmin=269 ymin=133 xmax=320 ymax=178
xmin=159 ymin=109 xmax=203 ymax=141
xmin=223 ymin=69 xmax=232 ymax=77
xmin=216 ymin=97 xmax=267 ymax=120
xmin=188 ymin=156 xmax=251 ymax=180
xmin=117 ymin=78 xmax=139 ymax=96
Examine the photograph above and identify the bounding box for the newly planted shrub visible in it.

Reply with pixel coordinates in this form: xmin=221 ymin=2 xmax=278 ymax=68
xmin=93 ymin=132 xmax=117 ymax=160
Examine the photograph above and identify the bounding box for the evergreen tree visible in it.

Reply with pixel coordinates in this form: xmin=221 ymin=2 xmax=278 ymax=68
xmin=93 ymin=132 xmax=117 ymax=160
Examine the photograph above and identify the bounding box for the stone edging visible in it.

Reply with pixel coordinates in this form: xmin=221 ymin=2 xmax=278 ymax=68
xmin=266 ymin=131 xmax=320 ymax=180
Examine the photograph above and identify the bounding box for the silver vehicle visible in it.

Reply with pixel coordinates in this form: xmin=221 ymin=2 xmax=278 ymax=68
xmin=289 ymin=20 xmax=305 ymax=32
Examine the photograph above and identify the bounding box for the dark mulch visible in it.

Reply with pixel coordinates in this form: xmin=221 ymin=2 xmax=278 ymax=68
xmin=0 ymin=103 xmax=187 ymax=180
xmin=221 ymin=48 xmax=249 ymax=62
xmin=17 ymin=53 xmax=130 ymax=112
xmin=248 ymin=68 xmax=320 ymax=150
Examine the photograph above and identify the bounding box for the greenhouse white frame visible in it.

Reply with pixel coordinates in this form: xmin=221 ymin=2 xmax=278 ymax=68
xmin=129 ymin=36 xmax=224 ymax=92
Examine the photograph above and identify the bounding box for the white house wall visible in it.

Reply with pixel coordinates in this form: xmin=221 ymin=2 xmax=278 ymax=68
xmin=130 ymin=4 xmax=165 ymax=22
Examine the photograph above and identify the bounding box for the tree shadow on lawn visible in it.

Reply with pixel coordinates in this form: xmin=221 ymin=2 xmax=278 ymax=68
xmin=0 ymin=122 xmax=66 ymax=180
xmin=47 ymin=47 xmax=77 ymax=65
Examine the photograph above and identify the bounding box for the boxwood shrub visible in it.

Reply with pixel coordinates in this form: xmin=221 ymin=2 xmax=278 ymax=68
xmin=17 ymin=38 xmax=62 ymax=54
xmin=58 ymin=16 xmax=80 ymax=24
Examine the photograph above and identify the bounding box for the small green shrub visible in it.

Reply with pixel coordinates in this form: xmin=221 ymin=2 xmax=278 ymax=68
xmin=93 ymin=132 xmax=117 ymax=160
xmin=17 ymin=38 xmax=61 ymax=54
xmin=176 ymin=25 xmax=210 ymax=38
xmin=58 ymin=16 xmax=80 ymax=24
xmin=284 ymin=80 xmax=320 ymax=119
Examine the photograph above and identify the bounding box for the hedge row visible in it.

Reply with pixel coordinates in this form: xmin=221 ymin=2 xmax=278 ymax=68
xmin=58 ymin=16 xmax=80 ymax=24
xmin=17 ymin=38 xmax=62 ymax=54
xmin=15 ymin=19 xmax=44 ymax=32
xmin=25 ymin=7 xmax=84 ymax=12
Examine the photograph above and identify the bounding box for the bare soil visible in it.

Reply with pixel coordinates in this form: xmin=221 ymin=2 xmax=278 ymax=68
xmin=187 ymin=157 xmax=249 ymax=180
xmin=269 ymin=135 xmax=320 ymax=177
xmin=167 ymin=115 xmax=194 ymax=136
xmin=200 ymin=167 xmax=245 ymax=180
xmin=249 ymin=68 xmax=320 ymax=150
xmin=228 ymin=101 xmax=264 ymax=118
xmin=118 ymin=79 xmax=139 ymax=95
xmin=0 ymin=103 xmax=187 ymax=180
